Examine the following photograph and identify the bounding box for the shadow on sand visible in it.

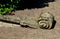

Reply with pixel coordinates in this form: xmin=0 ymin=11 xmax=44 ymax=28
xmin=17 ymin=0 xmax=55 ymax=10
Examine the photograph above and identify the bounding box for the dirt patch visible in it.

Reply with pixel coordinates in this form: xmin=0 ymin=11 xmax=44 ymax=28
xmin=0 ymin=0 xmax=60 ymax=39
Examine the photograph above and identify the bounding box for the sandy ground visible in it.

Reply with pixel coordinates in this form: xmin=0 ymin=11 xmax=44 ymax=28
xmin=0 ymin=0 xmax=60 ymax=39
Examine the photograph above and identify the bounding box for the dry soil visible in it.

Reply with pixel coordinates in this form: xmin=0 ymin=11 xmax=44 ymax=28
xmin=0 ymin=0 xmax=60 ymax=39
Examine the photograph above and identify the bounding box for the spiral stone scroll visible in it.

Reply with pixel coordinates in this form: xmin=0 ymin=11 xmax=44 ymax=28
xmin=0 ymin=12 xmax=54 ymax=29
xmin=38 ymin=12 xmax=54 ymax=29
